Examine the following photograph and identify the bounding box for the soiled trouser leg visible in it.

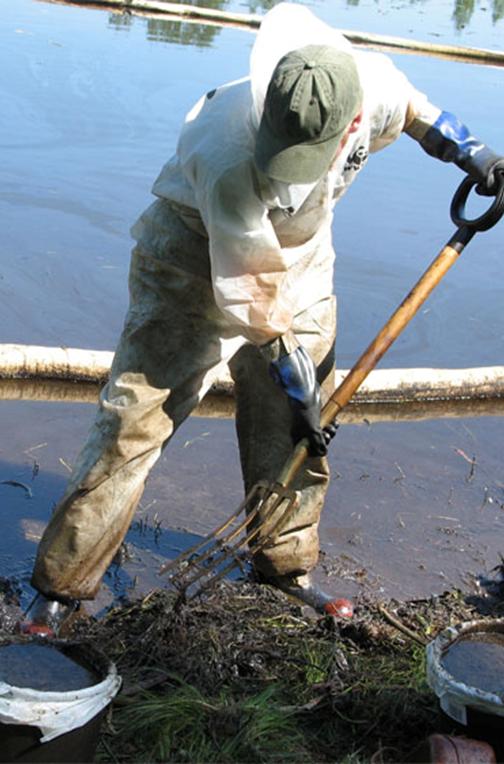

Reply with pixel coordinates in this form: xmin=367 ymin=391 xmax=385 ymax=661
xmin=229 ymin=296 xmax=336 ymax=579
xmin=32 ymin=201 xmax=242 ymax=601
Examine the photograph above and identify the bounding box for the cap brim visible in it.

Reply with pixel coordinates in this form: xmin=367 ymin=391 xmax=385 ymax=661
xmin=255 ymin=118 xmax=345 ymax=184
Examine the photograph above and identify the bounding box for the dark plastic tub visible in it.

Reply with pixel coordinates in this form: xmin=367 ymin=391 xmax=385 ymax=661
xmin=0 ymin=638 xmax=121 ymax=763
xmin=0 ymin=709 xmax=106 ymax=763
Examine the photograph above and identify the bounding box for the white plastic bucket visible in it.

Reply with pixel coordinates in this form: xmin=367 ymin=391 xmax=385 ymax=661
xmin=426 ymin=618 xmax=504 ymax=728
xmin=0 ymin=638 xmax=121 ymax=763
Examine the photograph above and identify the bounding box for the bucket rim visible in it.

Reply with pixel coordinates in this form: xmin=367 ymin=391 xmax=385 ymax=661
xmin=0 ymin=636 xmax=122 ymax=743
xmin=426 ymin=617 xmax=504 ymax=714
xmin=0 ymin=635 xmax=118 ymax=697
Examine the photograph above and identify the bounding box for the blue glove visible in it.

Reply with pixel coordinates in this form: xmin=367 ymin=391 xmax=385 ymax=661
xmin=420 ymin=111 xmax=504 ymax=194
xmin=269 ymin=344 xmax=336 ymax=457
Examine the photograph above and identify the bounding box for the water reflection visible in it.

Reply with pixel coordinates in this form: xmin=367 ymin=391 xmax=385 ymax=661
xmin=493 ymin=0 xmax=504 ymax=22
xmin=108 ymin=6 xmax=225 ymax=47
xmin=106 ymin=0 xmax=504 ymax=45
xmin=2 ymin=377 xmax=503 ymax=424
xmin=246 ymin=0 xmax=277 ymax=11
xmin=106 ymin=0 xmax=273 ymax=48
xmin=452 ymin=0 xmax=504 ymax=29
xmin=146 ymin=17 xmax=219 ymax=45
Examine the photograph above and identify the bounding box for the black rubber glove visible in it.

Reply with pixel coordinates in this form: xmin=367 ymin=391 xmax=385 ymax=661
xmin=419 ymin=111 xmax=504 ymax=195
xmin=269 ymin=343 xmax=336 ymax=457
xmin=322 ymin=420 xmax=339 ymax=449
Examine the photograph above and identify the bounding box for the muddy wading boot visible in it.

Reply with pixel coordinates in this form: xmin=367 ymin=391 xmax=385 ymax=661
xmin=18 ymin=593 xmax=81 ymax=638
xmin=266 ymin=573 xmax=354 ymax=618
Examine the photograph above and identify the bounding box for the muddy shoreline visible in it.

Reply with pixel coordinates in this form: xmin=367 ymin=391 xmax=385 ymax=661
xmin=2 ymin=576 xmax=504 ymax=762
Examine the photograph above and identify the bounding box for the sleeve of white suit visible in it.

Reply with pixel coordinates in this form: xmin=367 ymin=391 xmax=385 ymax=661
xmin=356 ymin=51 xmax=433 ymax=152
xmin=201 ymin=162 xmax=296 ymax=346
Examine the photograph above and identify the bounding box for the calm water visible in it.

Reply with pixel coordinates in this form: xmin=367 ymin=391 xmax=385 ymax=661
xmin=1 ymin=0 xmax=503 ymax=610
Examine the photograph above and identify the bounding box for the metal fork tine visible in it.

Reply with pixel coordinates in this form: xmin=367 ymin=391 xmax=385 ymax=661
xmin=180 ymin=486 xmax=296 ymax=599
xmin=159 ymin=482 xmax=265 ymax=577
xmin=168 ymin=484 xmax=271 ymax=585
xmin=171 ymin=483 xmax=285 ymax=589
xmin=185 ymin=486 xmax=300 ymax=599
xmin=184 ymin=553 xmax=246 ymax=600
xmin=163 ymin=484 xmax=269 ymax=588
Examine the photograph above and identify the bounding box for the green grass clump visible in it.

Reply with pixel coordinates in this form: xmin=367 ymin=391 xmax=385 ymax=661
xmin=115 ymin=681 xmax=307 ymax=763
xmin=100 ymin=633 xmax=436 ymax=763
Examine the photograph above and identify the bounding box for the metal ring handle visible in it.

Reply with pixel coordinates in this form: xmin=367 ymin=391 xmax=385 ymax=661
xmin=450 ymin=171 xmax=504 ymax=232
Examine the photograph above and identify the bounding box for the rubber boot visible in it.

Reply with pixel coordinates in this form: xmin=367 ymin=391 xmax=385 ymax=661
xmin=18 ymin=593 xmax=81 ymax=638
xmin=267 ymin=573 xmax=354 ymax=618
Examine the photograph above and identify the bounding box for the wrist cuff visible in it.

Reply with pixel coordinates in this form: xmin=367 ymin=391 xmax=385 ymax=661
xmin=259 ymin=330 xmax=299 ymax=363
xmin=419 ymin=111 xmax=499 ymax=183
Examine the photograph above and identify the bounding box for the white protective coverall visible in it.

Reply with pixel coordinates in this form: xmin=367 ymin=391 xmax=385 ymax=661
xmin=32 ymin=3 xmax=434 ymax=600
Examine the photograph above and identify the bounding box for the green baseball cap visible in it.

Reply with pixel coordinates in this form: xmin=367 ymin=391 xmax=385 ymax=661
xmin=255 ymin=45 xmax=363 ymax=184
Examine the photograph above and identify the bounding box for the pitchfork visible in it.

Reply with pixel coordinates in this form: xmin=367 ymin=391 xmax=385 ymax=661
xmin=159 ymin=174 xmax=504 ymax=600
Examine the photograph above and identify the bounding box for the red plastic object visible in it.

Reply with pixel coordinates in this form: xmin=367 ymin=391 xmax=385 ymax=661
xmin=17 ymin=622 xmax=55 ymax=638
xmin=324 ymin=598 xmax=354 ymax=618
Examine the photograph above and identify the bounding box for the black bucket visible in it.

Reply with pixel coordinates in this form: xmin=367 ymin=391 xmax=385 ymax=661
xmin=0 ymin=637 xmax=121 ymax=763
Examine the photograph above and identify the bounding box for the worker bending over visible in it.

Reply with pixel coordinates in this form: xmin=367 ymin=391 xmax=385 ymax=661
xmin=23 ymin=3 xmax=504 ymax=634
